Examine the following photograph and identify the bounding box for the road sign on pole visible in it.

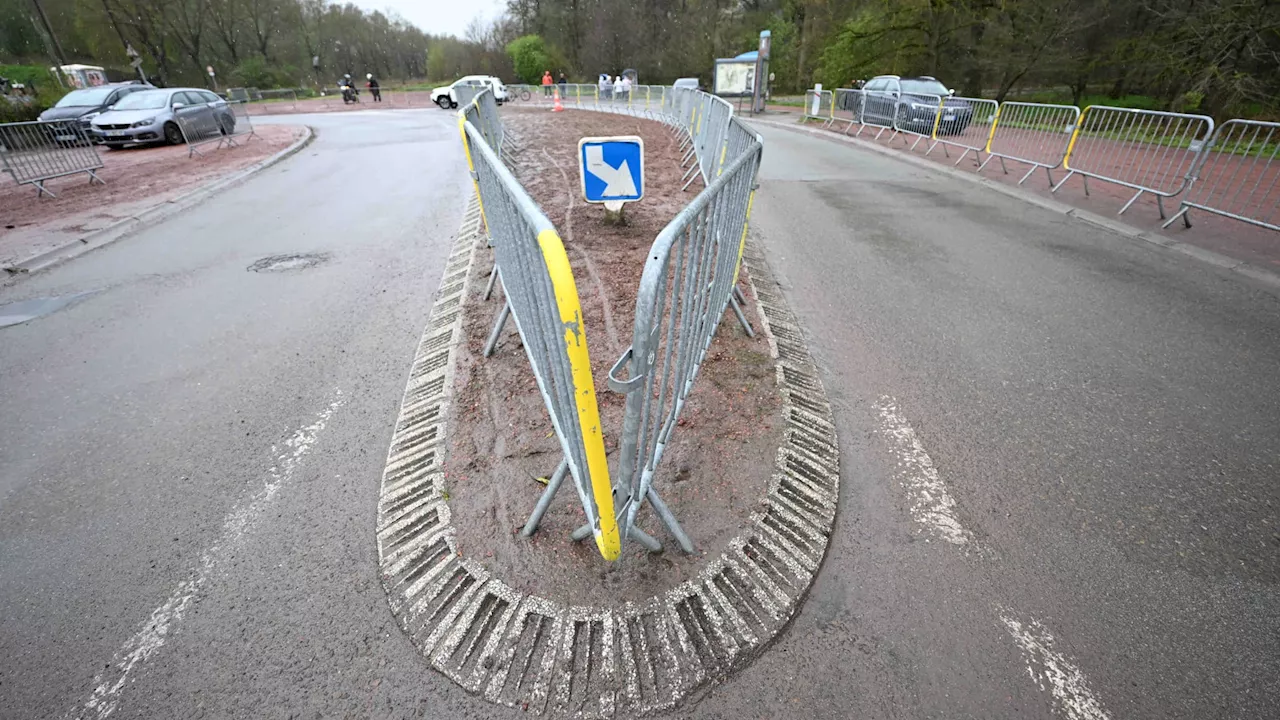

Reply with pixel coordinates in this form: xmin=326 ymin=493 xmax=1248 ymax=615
xmin=578 ymin=136 xmax=644 ymax=212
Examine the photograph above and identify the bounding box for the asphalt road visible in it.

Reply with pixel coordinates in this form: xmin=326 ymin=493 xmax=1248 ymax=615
xmin=685 ymin=124 xmax=1280 ymax=720
xmin=1 ymin=110 xmax=1277 ymax=720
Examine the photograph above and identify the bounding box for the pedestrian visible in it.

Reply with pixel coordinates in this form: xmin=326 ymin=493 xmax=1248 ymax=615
xmin=542 ymin=70 xmax=553 ymax=98
xmin=619 ymin=74 xmax=632 ymax=101
xmin=599 ymin=73 xmax=612 ymax=100
xmin=557 ymin=72 xmax=566 ymax=90
xmin=367 ymin=73 xmax=381 ymax=102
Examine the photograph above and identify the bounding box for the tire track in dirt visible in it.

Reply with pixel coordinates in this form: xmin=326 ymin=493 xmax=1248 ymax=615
xmin=540 ymin=146 xmax=622 ymax=352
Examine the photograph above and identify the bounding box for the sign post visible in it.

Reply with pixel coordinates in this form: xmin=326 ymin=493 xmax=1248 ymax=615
xmin=752 ymin=30 xmax=771 ymax=114
xmin=578 ymin=136 xmax=645 ymax=224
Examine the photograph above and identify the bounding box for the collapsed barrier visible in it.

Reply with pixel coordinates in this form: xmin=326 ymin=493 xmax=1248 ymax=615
xmin=1054 ymin=105 xmax=1214 ymax=217
xmin=1164 ymin=119 xmax=1280 ymax=232
xmin=458 ymin=85 xmax=764 ymax=558
xmin=177 ymin=99 xmax=255 ymax=158
xmin=0 ymin=119 xmax=104 ymax=197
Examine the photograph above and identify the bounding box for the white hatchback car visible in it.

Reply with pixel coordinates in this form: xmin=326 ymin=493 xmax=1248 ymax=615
xmin=432 ymin=76 xmax=509 ymax=109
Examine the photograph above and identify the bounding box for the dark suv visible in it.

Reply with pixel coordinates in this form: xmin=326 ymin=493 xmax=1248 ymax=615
xmin=856 ymin=75 xmax=973 ymax=135
xmin=37 ymin=82 xmax=154 ymax=144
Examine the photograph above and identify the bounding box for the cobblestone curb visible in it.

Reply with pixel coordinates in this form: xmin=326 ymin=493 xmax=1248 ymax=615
xmin=377 ymin=196 xmax=840 ymax=717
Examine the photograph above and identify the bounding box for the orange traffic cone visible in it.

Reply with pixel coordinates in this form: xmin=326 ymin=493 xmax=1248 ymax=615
xmin=552 ymin=88 xmax=564 ymax=112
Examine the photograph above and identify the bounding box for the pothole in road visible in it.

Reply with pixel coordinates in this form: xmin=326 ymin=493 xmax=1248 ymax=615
xmin=247 ymin=253 xmax=330 ymax=273
xmin=0 ymin=291 xmax=98 ymax=329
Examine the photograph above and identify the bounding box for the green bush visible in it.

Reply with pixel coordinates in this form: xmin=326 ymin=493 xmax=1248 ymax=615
xmin=506 ymin=35 xmax=552 ymax=85
xmin=0 ymin=97 xmax=48 ymax=123
xmin=230 ymin=58 xmax=298 ymax=89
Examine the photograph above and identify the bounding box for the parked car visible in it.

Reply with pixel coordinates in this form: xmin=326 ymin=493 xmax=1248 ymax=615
xmin=37 ymin=82 xmax=154 ymax=144
xmin=89 ymin=88 xmax=234 ymax=148
xmin=673 ymin=77 xmax=701 ymax=91
xmin=856 ymin=75 xmax=973 ymax=135
xmin=432 ymin=76 xmax=509 ymax=109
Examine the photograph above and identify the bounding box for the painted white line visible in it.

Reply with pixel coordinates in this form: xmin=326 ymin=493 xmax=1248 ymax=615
xmin=1000 ymin=612 xmax=1111 ymax=720
xmin=873 ymin=396 xmax=971 ymax=545
xmin=71 ymin=390 xmax=345 ymax=720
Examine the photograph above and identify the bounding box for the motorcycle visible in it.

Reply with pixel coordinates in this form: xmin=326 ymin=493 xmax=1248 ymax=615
xmin=340 ymin=83 xmax=360 ymax=104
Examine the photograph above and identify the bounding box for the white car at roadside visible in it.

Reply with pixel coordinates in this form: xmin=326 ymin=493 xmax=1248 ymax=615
xmin=431 ymin=76 xmax=509 ymax=109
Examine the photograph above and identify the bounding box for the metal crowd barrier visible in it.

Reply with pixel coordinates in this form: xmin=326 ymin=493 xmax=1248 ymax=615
xmin=458 ymin=89 xmax=622 ymax=561
xmin=926 ymin=96 xmax=1000 ymax=166
xmin=977 ymin=102 xmax=1081 ymax=186
xmin=177 ymin=100 xmax=255 ymax=158
xmin=852 ymin=90 xmax=898 ymax=139
xmin=891 ymin=92 xmax=944 ymax=150
xmin=1054 ymin=105 xmax=1214 ymax=217
xmin=1164 ymin=119 xmax=1280 ymax=232
xmin=602 ymin=119 xmax=764 ymax=552
xmin=0 ymin=120 xmax=104 ymax=197
xmin=802 ymin=89 xmax=834 ymax=124
xmin=832 ymin=89 xmax=863 ymax=133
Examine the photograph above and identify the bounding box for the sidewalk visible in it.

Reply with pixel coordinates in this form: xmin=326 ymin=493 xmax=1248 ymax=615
xmin=1 ymin=125 xmax=308 ymax=272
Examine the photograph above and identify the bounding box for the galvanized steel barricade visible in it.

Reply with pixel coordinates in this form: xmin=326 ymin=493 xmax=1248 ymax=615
xmin=1164 ymin=119 xmax=1280 ymax=232
xmin=601 ymin=117 xmax=764 ymax=553
xmin=457 ymin=90 xmax=622 ymax=561
xmin=926 ymin=96 xmax=1000 ymax=167
xmin=802 ymin=89 xmax=834 ymax=124
xmin=979 ymin=102 xmax=1081 ymax=186
xmin=0 ymin=120 xmax=104 ymax=197
xmin=1054 ymin=106 xmax=1214 ymax=217
xmin=833 ymin=89 xmax=864 ymax=134
xmin=891 ymin=92 xmax=944 ymax=150
xmin=851 ymin=90 xmax=898 ymax=139
xmin=177 ymin=100 xmax=254 ymax=158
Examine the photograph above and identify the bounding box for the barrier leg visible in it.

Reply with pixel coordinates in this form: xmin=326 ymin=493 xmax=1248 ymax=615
xmin=571 ymin=517 xmax=662 ymax=552
xmin=645 ymin=488 xmax=694 ymax=554
xmin=1162 ymin=206 xmax=1192 ymax=230
xmin=978 ymin=154 xmax=995 ymax=172
xmin=1018 ymin=164 xmax=1037 ymax=184
xmin=483 ymin=302 xmax=511 ymax=357
xmin=1156 ymin=195 xmax=1166 ymax=219
xmin=728 ymin=293 xmax=754 ymax=338
xmin=86 ymin=169 xmax=106 ymax=186
xmin=483 ymin=267 xmax=500 ymax=301
xmin=1050 ymin=170 xmax=1075 ymax=194
xmin=32 ymin=180 xmax=55 ymax=199
xmin=1119 ymin=188 xmax=1144 ymax=215
xmin=521 ymin=457 xmax=569 ymax=537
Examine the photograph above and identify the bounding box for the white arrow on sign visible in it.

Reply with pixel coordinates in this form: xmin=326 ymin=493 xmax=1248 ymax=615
xmin=584 ymin=145 xmax=637 ymax=198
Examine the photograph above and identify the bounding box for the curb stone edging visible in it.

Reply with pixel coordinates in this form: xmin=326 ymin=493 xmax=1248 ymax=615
xmin=3 ymin=126 xmax=316 ymax=279
xmin=753 ymin=118 xmax=1280 ymax=295
xmin=377 ymin=195 xmax=841 ymax=717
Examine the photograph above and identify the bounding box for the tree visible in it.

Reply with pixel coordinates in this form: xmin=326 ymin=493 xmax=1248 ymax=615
xmin=507 ymin=34 xmax=551 ymax=83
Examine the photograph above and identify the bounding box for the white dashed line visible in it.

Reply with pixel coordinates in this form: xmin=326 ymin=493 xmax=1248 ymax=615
xmin=1000 ymin=611 xmax=1111 ymax=720
xmin=874 ymin=396 xmax=971 ymax=545
xmin=71 ymin=391 xmax=345 ymax=720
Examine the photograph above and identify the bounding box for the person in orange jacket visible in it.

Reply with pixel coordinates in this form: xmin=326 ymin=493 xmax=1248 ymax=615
xmin=542 ymin=71 xmax=553 ymax=97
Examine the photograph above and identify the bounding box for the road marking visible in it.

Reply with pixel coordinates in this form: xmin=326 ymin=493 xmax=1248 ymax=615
xmin=873 ymin=396 xmax=971 ymax=545
xmin=71 ymin=391 xmax=345 ymax=720
xmin=1000 ymin=612 xmax=1111 ymax=720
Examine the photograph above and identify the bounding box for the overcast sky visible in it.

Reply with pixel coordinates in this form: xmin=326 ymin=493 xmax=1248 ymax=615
xmin=357 ymin=0 xmax=507 ymax=37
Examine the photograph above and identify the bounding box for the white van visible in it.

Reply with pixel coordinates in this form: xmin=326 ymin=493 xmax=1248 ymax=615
xmin=432 ymin=76 xmax=509 ymax=109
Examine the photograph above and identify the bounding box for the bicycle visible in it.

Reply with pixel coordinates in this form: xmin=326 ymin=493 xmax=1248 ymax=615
xmin=518 ymin=87 xmax=532 ymax=102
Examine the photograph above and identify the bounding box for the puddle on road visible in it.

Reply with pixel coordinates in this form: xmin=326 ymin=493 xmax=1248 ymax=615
xmin=247 ymin=253 xmax=331 ymax=273
xmin=0 ymin=291 xmax=98 ymax=328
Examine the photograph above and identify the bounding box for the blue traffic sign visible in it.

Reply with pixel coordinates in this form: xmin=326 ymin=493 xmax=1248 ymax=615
xmin=578 ymin=136 xmax=645 ymax=204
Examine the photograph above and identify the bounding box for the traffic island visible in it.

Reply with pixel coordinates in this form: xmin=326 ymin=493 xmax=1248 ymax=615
xmin=377 ymin=108 xmax=839 ymax=716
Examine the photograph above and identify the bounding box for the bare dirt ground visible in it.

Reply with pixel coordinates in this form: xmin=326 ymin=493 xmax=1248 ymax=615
xmin=0 ymin=125 xmax=304 ymax=268
xmin=442 ymin=107 xmax=781 ymax=605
